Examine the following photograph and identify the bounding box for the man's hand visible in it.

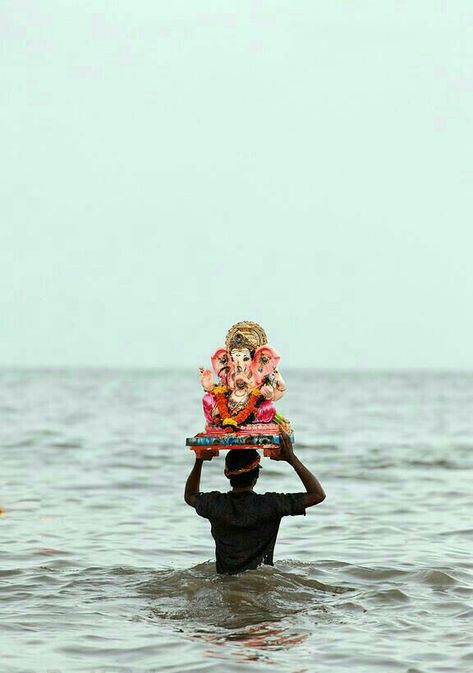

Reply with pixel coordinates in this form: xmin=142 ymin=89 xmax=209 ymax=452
xmin=198 ymin=449 xmax=215 ymax=461
xmin=271 ymin=429 xmax=296 ymax=463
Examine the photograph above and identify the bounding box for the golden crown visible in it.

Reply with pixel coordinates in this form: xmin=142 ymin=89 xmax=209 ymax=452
xmin=225 ymin=321 xmax=268 ymax=353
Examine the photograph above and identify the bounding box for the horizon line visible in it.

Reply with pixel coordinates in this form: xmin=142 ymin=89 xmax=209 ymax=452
xmin=0 ymin=365 xmax=471 ymax=373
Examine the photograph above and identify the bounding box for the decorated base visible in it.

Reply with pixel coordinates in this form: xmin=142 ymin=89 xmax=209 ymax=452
xmin=186 ymin=423 xmax=294 ymax=459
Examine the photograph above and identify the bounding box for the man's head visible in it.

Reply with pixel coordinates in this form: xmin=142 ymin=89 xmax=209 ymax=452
xmin=224 ymin=449 xmax=261 ymax=488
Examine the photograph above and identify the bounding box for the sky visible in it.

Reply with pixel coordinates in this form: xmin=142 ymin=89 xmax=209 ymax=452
xmin=1 ymin=1 xmax=472 ymax=368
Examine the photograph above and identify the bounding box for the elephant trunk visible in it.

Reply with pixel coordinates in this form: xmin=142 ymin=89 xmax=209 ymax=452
xmin=231 ymin=371 xmax=254 ymax=392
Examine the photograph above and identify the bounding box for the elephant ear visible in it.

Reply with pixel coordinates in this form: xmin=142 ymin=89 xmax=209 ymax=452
xmin=251 ymin=346 xmax=280 ymax=385
xmin=211 ymin=347 xmax=231 ymax=382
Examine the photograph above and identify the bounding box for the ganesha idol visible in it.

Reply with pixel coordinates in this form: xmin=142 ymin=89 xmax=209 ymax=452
xmin=186 ymin=321 xmax=294 ymax=457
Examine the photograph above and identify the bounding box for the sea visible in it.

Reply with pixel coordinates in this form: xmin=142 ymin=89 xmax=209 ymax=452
xmin=1 ymin=368 xmax=472 ymax=673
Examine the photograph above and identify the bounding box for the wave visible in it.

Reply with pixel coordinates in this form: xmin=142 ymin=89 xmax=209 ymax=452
xmin=136 ymin=561 xmax=352 ymax=629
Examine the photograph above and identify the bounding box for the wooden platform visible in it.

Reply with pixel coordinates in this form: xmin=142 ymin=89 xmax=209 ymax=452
xmin=186 ymin=426 xmax=294 ymax=459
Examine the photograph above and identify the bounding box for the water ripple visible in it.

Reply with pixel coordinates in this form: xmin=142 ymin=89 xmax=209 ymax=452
xmin=1 ymin=369 xmax=473 ymax=672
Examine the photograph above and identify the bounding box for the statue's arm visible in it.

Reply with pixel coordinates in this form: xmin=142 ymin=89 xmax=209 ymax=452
xmin=199 ymin=367 xmax=214 ymax=391
xmin=263 ymin=369 xmax=287 ymax=401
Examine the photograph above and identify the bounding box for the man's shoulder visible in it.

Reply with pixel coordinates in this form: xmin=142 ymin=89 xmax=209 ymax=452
xmin=257 ymin=491 xmax=307 ymax=517
xmin=193 ymin=490 xmax=225 ymax=518
xmin=194 ymin=490 xmax=224 ymax=504
xmin=197 ymin=490 xmax=223 ymax=496
xmin=259 ymin=491 xmax=294 ymax=499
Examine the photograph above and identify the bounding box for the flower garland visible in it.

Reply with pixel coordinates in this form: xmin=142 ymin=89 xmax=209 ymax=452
xmin=213 ymin=385 xmax=261 ymax=430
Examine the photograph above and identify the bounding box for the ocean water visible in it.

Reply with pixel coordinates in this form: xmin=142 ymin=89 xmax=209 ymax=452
xmin=1 ymin=368 xmax=472 ymax=673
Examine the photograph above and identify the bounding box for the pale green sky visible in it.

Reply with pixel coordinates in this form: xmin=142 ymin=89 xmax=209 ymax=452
xmin=1 ymin=1 xmax=472 ymax=368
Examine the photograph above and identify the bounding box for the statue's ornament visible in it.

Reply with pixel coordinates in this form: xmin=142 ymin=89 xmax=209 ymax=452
xmin=225 ymin=321 xmax=267 ymax=352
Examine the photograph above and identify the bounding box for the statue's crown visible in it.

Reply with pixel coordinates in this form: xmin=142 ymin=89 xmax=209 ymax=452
xmin=225 ymin=321 xmax=268 ymax=353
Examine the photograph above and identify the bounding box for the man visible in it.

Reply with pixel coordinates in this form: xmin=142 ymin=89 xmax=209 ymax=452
xmin=184 ymin=430 xmax=325 ymax=575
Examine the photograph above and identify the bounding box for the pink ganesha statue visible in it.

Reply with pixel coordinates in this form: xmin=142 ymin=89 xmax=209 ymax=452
xmin=198 ymin=321 xmax=291 ymax=436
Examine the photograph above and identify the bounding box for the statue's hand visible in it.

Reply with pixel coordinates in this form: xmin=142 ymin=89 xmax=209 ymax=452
xmin=199 ymin=367 xmax=214 ymax=392
xmin=260 ymin=384 xmax=274 ymax=400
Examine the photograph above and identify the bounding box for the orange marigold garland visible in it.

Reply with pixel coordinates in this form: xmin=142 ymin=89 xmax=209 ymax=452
xmin=212 ymin=385 xmax=261 ymax=430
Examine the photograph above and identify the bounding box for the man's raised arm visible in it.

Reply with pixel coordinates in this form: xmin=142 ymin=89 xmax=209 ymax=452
xmin=184 ymin=451 xmax=213 ymax=507
xmin=271 ymin=430 xmax=326 ymax=508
